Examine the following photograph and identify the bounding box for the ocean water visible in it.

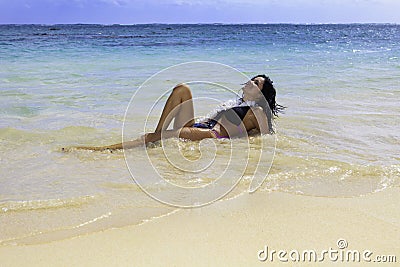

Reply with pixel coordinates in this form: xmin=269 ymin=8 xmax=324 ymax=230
xmin=1 ymin=24 xmax=399 ymax=245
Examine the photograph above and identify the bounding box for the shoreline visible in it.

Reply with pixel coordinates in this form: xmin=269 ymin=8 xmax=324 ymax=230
xmin=1 ymin=187 xmax=399 ymax=266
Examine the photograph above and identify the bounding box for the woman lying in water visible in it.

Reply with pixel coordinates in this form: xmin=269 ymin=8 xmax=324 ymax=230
xmin=69 ymin=74 xmax=285 ymax=151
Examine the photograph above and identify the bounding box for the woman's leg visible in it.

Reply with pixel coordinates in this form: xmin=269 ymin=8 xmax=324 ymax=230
xmin=67 ymin=127 xmax=214 ymax=152
xmin=154 ymin=83 xmax=195 ymax=132
xmin=145 ymin=127 xmax=215 ymax=143
xmin=65 ymin=84 xmax=200 ymax=152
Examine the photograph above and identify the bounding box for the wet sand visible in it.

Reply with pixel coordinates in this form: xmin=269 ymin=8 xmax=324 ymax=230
xmin=1 ymin=187 xmax=399 ymax=266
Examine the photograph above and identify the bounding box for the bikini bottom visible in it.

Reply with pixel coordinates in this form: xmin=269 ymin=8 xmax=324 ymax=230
xmin=192 ymin=122 xmax=244 ymax=139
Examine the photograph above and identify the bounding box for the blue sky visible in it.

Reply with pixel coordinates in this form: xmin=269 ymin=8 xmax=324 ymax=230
xmin=0 ymin=0 xmax=399 ymax=24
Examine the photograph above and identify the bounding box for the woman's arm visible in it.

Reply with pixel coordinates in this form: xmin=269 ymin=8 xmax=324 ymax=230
xmin=249 ymin=106 xmax=270 ymax=135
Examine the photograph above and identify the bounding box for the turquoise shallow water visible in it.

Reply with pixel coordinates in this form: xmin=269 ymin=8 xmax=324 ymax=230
xmin=0 ymin=24 xmax=399 ymax=244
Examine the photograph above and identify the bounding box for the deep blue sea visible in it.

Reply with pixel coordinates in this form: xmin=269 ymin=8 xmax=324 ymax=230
xmin=1 ymin=24 xmax=399 ymax=245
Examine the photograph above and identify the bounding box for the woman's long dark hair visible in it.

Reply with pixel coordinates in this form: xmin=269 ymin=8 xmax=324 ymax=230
xmin=251 ymin=74 xmax=285 ymax=117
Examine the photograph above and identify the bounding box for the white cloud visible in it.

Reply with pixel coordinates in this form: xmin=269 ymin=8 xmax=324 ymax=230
xmin=98 ymin=0 xmax=129 ymax=6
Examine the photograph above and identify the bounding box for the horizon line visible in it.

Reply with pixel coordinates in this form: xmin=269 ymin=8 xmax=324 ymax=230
xmin=0 ymin=22 xmax=399 ymax=26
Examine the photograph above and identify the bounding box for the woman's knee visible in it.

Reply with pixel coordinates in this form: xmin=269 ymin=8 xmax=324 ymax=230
xmin=173 ymin=83 xmax=192 ymax=97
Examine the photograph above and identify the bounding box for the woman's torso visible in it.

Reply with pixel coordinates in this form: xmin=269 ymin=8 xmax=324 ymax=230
xmin=209 ymin=106 xmax=257 ymax=137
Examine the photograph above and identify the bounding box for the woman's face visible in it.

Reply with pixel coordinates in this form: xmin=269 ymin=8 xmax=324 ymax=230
xmin=242 ymin=76 xmax=265 ymax=101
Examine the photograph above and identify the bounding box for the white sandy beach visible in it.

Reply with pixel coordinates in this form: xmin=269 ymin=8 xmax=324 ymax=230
xmin=1 ymin=23 xmax=400 ymax=267
xmin=1 ymin=187 xmax=399 ymax=266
